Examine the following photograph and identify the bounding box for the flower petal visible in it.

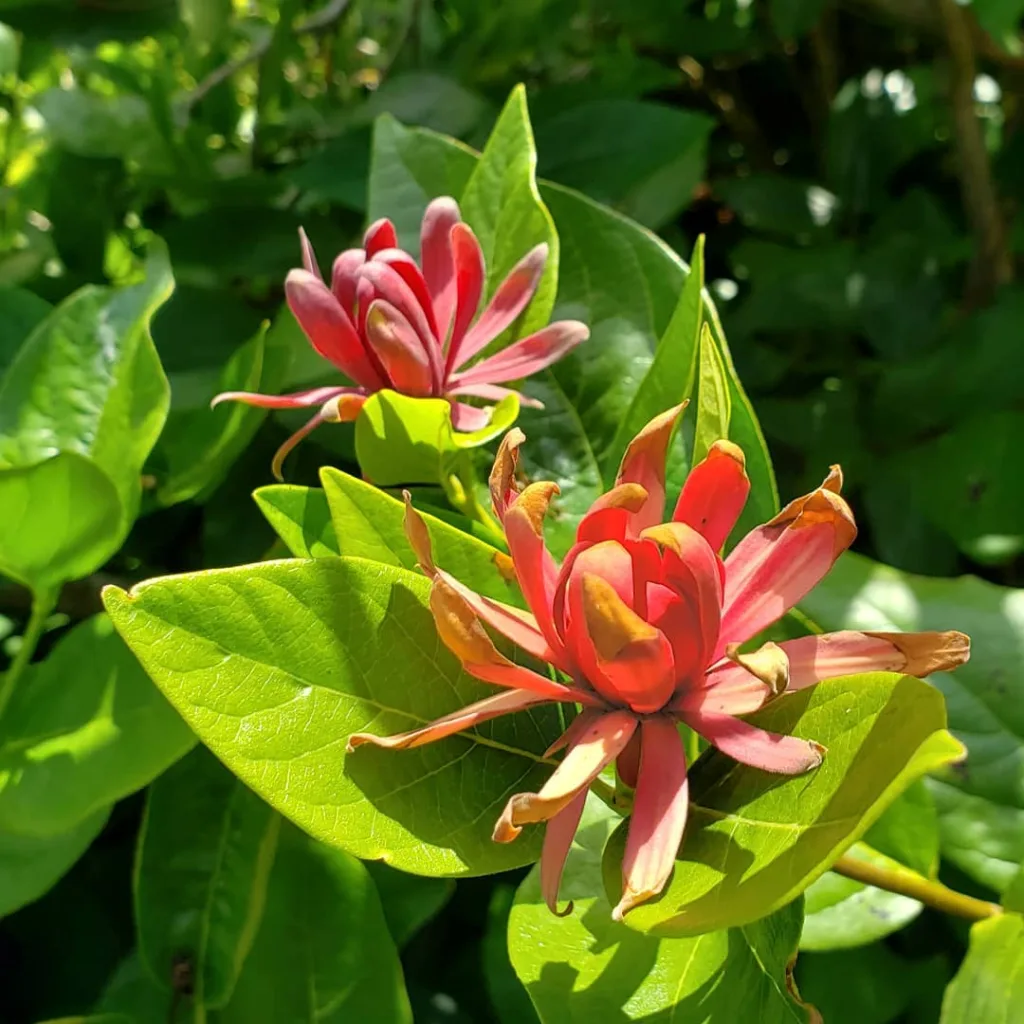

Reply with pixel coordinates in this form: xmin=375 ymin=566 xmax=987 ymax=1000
xmin=347 ymin=688 xmax=546 ymax=751
xmin=489 ymin=427 xmax=526 ymax=523
xmin=364 ymin=217 xmax=398 ymax=256
xmin=779 ymin=629 xmax=971 ymax=690
xmin=285 ymin=269 xmax=385 ymax=390
xmin=373 ymin=248 xmax=441 ymax=338
xmin=673 ymin=440 xmax=750 ymax=552
xmin=450 ymin=402 xmax=493 ymax=431
xmin=675 ymin=660 xmax=772 ymax=715
xmin=685 ymin=708 xmax=825 ymax=774
xmin=421 ymin=197 xmax=462 ymax=344
xmin=331 ymin=249 xmax=366 ymax=316
xmin=270 ymin=410 xmax=325 ymax=482
xmin=298 ymin=227 xmax=322 ymax=281
xmin=446 ymin=223 xmax=485 ymax=366
xmin=613 ymin=717 xmax=689 ymax=921
xmin=719 ymin=467 xmax=857 ymax=653
xmin=541 ymin=789 xmax=588 ymax=915
xmin=447 ymin=382 xmax=543 ymax=408
xmin=451 ymin=243 xmax=548 ymax=370
xmin=616 ymin=404 xmax=687 ymax=533
xmin=576 ymin=484 xmax=649 ymax=545
xmin=364 ymin=300 xmax=435 ymax=396
xmin=450 ymin=321 xmax=588 ymax=387
xmin=723 ymin=640 xmax=789 ymax=696
xmin=211 ymin=385 xmax=353 ymax=411
xmin=493 ymin=710 xmax=637 ymax=841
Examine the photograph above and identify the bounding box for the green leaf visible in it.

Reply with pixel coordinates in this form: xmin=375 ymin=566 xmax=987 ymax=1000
xmin=366 ymin=861 xmax=455 ymax=947
xmin=0 ymin=613 xmax=194 ymax=837
xmin=0 ymin=242 xmax=173 ymax=589
xmin=320 ymin=466 xmax=520 ymax=604
xmin=604 ymin=673 xmax=963 ymax=936
xmin=135 ymin=746 xmax=279 ymax=1008
xmin=253 ymin=484 xmax=340 ymax=558
xmin=800 ymin=551 xmax=1024 ymax=893
xmin=156 ymin=321 xmax=291 ymax=506
xmin=0 ymin=286 xmax=51 ymax=377
xmin=509 ymin=797 xmax=817 ymax=1023
xmin=0 ymin=805 xmax=109 ymax=917
xmin=94 ymin=953 xmax=174 ymax=1021
xmin=354 ymin=388 xmax=518 ymax=487
xmin=693 ymin=322 xmax=732 ymax=467
xmin=103 ymin=558 xmax=566 ymax=875
xmin=940 ymin=913 xmax=1024 ymax=1024
xmin=770 ymin=0 xmax=828 ymax=39
xmin=218 ymin=822 xmax=412 ymax=1024
xmin=460 ymin=84 xmax=558 ymax=343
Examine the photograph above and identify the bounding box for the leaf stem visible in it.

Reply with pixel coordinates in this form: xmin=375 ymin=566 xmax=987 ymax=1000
xmin=0 ymin=585 xmax=59 ymax=724
xmin=832 ymin=853 xmax=1003 ymax=922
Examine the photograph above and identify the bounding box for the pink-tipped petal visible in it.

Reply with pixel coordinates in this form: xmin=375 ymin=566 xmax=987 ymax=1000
xmin=685 ymin=708 xmax=825 ymax=774
xmin=447 ymin=382 xmax=543 ymax=408
xmin=613 ymin=717 xmax=689 ymax=920
xmin=616 ymin=404 xmax=687 ymax=533
xmin=211 ymin=385 xmax=352 ymax=410
xmin=449 ymin=321 xmax=588 ymax=387
xmin=675 ymin=659 xmax=773 ymax=715
xmin=285 ymin=269 xmax=386 ymax=390
xmin=373 ymin=247 xmax=441 ymax=341
xmin=270 ymin=409 xmax=326 ymax=481
xmin=493 ymin=711 xmax=637 ymax=842
xmin=673 ymin=440 xmax=750 ymax=552
xmin=364 ymin=300 xmax=434 ymax=396
xmin=541 ymin=789 xmax=588 ymax=915
xmin=779 ymin=629 xmax=970 ymax=690
xmin=451 ymin=243 xmax=549 ymax=370
xmin=421 ymin=197 xmax=462 ymax=344
xmin=364 ymin=217 xmax=398 ymax=256
xmin=450 ymin=402 xmax=493 ymax=431
xmin=298 ymin=227 xmax=322 ymax=281
xmin=464 ymin=660 xmax=598 ymax=705
xmin=446 ymin=223 xmax=486 ymax=367
xmin=331 ymin=249 xmax=366 ymax=316
xmin=545 ymin=709 xmax=603 ymax=758
xmin=347 ymin=688 xmax=546 ymax=752
xmin=719 ymin=471 xmax=857 ymax=653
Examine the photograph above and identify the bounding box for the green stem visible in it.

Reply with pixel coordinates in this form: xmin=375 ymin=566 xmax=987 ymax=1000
xmin=0 ymin=586 xmax=59 ymax=724
xmin=832 ymin=853 xmax=1002 ymax=923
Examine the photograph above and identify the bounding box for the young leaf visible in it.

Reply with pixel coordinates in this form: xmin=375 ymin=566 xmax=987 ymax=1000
xmin=0 ymin=613 xmax=195 ymax=836
xmin=217 ymin=822 xmax=412 ymax=1023
xmin=940 ymin=913 xmax=1024 ymax=1023
xmin=135 ymin=746 xmax=279 ymax=1008
xmin=604 ymin=673 xmax=963 ymax=936
xmin=252 ymin=483 xmax=340 ymax=558
xmin=103 ymin=559 xmax=566 ymax=875
xmin=460 ymin=84 xmax=559 ymax=342
xmin=693 ymin=321 xmax=732 ymax=466
xmin=509 ymin=797 xmax=817 ymax=1023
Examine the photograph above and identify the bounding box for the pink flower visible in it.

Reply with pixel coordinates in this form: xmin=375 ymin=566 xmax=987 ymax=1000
xmin=348 ymin=406 xmax=970 ymax=919
xmin=213 ymin=198 xmax=588 ymax=479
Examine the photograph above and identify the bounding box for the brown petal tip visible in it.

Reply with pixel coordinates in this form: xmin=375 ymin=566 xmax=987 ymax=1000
xmin=611 ymin=886 xmax=656 ymax=922
xmin=402 ymin=491 xmax=436 ymax=576
xmin=866 ymin=629 xmax=971 ymax=676
xmin=707 ymin=439 xmax=746 ymax=469
xmin=725 ymin=640 xmax=790 ymax=696
xmin=512 ymin=481 xmax=560 ymax=536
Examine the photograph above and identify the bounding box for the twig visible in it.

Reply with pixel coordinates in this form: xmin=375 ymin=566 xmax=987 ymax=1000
xmin=936 ymin=0 xmax=1014 ymax=306
xmin=0 ymin=586 xmax=59 ymax=723
xmin=833 ymin=852 xmax=1003 ymax=922
xmin=182 ymin=0 xmax=352 ymax=112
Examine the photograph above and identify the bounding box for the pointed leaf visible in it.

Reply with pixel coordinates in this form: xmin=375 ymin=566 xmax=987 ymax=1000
xmin=253 ymin=483 xmax=340 ymax=558
xmin=693 ymin=322 xmax=732 ymax=467
xmin=103 ymin=559 xmax=566 ymax=875
xmin=604 ymin=673 xmax=963 ymax=936
xmin=940 ymin=914 xmax=1024 ymax=1024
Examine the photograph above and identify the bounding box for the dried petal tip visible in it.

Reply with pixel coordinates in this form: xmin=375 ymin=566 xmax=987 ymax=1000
xmin=725 ymin=640 xmax=790 ymax=696
xmin=865 ymin=629 xmax=971 ymax=676
xmin=402 ymin=491 xmax=436 ymax=576
xmin=489 ymin=427 xmax=527 ymax=522
xmin=611 ymin=886 xmax=656 ymax=922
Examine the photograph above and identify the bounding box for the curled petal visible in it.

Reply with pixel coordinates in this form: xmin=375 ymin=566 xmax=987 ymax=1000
xmin=489 ymin=427 xmax=526 ymax=523
xmin=719 ymin=469 xmax=857 ymax=653
xmin=723 ymin=640 xmax=789 ymax=696
xmin=364 ymin=217 xmax=398 ymax=256
xmin=298 ymin=227 xmax=322 ymax=281
xmin=613 ymin=717 xmax=689 ymax=921
xmin=421 ymin=197 xmax=462 ymax=344
xmin=285 ymin=269 xmax=385 ymax=390
xmin=447 ymin=223 xmax=486 ymax=366
xmin=685 ymin=708 xmax=825 ymax=774
xmin=780 ymin=629 xmax=971 ymax=690
xmin=673 ymin=440 xmax=750 ymax=552
xmin=270 ymin=410 xmax=325 ymax=482
xmin=616 ymin=404 xmax=687 ymax=533
xmin=576 ymin=483 xmax=649 ymax=545
xmin=541 ymin=789 xmax=588 ymax=916
xmin=451 ymin=243 xmax=549 ymax=370
xmin=450 ymin=401 xmax=493 ymax=431
xmin=447 ymin=382 xmax=543 ymax=408
xmin=211 ymin=385 xmax=353 ymax=411
xmin=347 ymin=688 xmax=546 ymax=752
xmin=493 ymin=710 xmax=637 ymax=842
xmin=331 ymin=249 xmax=366 ymax=316
xmin=450 ymin=321 xmax=589 ymax=387
xmin=364 ymin=300 xmax=434 ymax=396
xmin=402 ymin=491 xmax=436 ymax=575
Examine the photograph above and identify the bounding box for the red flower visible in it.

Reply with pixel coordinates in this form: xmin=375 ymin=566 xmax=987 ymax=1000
xmin=214 ymin=198 xmax=588 ymax=478
xmin=348 ymin=407 xmax=970 ymax=918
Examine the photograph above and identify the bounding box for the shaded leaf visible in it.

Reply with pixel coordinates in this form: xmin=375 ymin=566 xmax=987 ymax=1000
xmin=366 ymin=862 xmax=455 ymax=947
xmin=693 ymin=322 xmax=731 ymax=466
xmin=253 ymin=483 xmax=340 ymax=558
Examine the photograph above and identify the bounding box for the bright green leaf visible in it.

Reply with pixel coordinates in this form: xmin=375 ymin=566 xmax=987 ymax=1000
xmin=253 ymin=483 xmax=340 ymax=558
xmin=693 ymin=322 xmax=732 ymax=467
xmin=103 ymin=558 xmax=566 ymax=875
xmin=510 ymin=797 xmax=817 ymax=1023
xmin=0 ymin=805 xmax=109 ymax=917
xmin=0 ymin=613 xmax=194 ymax=837
xmin=605 ymin=673 xmax=963 ymax=936
xmin=218 ymin=822 xmax=412 ymax=1023
xmin=801 ymin=551 xmax=1024 ymax=893
xmin=940 ymin=913 xmax=1024 ymax=1024
xmin=135 ymin=746 xmax=279 ymax=1008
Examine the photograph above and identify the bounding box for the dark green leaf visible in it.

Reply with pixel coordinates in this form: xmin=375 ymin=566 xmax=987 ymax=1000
xmin=693 ymin=322 xmax=731 ymax=466
xmin=366 ymin=861 xmax=455 ymax=947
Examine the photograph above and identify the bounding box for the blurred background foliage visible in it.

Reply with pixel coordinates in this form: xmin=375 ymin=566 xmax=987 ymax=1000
xmin=1 ymin=0 xmax=1023 ymax=1020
